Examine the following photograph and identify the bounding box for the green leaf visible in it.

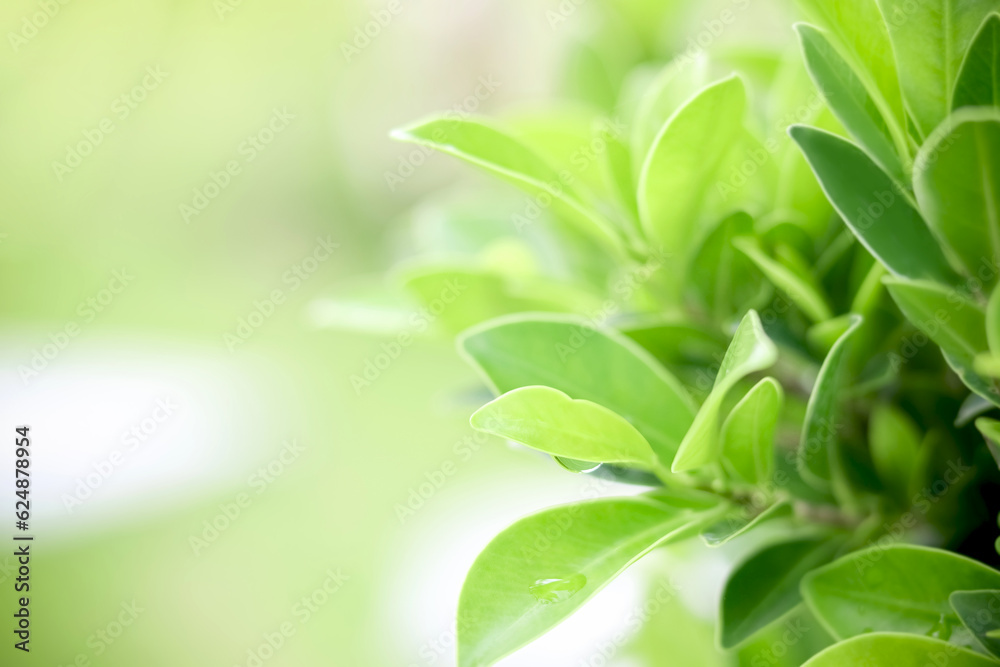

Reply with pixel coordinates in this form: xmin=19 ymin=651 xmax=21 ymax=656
xmin=790 ymin=125 xmax=958 ymax=285
xmin=470 ymin=385 xmax=660 ymax=471
xmin=391 ymin=117 xmax=625 ymax=253
xmin=883 ymin=277 xmax=989 ymax=360
xmin=460 ymin=314 xmax=697 ymax=466
xmin=802 ymin=544 xmax=1000 ymax=648
xmin=798 ymin=314 xmax=863 ymax=490
xmin=688 ymin=212 xmax=768 ymax=323
xmin=954 ymin=13 xmax=1000 ymax=109
xmin=457 ymin=494 xmax=724 ymax=667
xmin=802 ymin=633 xmax=1000 ymax=667
xmin=990 ymin=284 xmax=1000 ymax=356
xmin=720 ymin=377 xmax=784 ymax=485
xmin=914 ymin=108 xmax=1000 ymax=291
xmin=672 ymin=310 xmax=778 ymax=472
xmin=733 ymin=236 xmax=833 ymax=323
xmin=630 ymin=54 xmax=709 ymax=171
xmin=701 ymin=500 xmax=793 ymax=547
xmin=638 ymin=76 xmax=747 ymax=268
xmin=720 ymin=534 xmax=843 ymax=649
xmin=868 ymin=403 xmax=922 ymax=501
xmin=793 ymin=0 xmax=906 ymax=136
xmin=876 ymin=0 xmax=1000 ymax=137
xmin=951 ymin=589 xmax=1000 ymax=658
xmin=796 ymin=23 xmax=906 ymax=182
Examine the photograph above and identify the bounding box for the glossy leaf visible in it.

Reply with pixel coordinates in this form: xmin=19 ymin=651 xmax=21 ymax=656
xmin=460 ymin=314 xmax=697 ymax=466
xmin=470 ymin=386 xmax=659 ymax=470
xmin=802 ymin=544 xmax=1000 ymax=648
xmin=798 ymin=314 xmax=863 ymax=490
xmin=720 ymin=534 xmax=843 ymax=648
xmin=794 ymin=0 xmax=905 ymax=133
xmin=638 ymin=76 xmax=747 ymax=266
xmin=720 ymin=377 xmax=784 ymax=484
xmin=796 ymin=23 xmax=906 ymax=181
xmin=802 ymin=633 xmax=1000 ymax=667
xmin=701 ymin=501 xmax=793 ymax=547
xmin=954 ymin=13 xmax=1000 ymax=109
xmin=790 ymin=125 xmax=958 ymax=285
xmin=876 ymin=0 xmax=1000 ymax=137
xmin=951 ymin=589 xmax=1000 ymax=657
xmin=457 ymin=494 xmax=724 ymax=667
xmin=392 ymin=117 xmax=625 ymax=253
xmin=672 ymin=310 xmax=779 ymax=472
xmin=883 ymin=277 xmax=989 ymax=361
xmin=914 ymin=108 xmax=1000 ymax=290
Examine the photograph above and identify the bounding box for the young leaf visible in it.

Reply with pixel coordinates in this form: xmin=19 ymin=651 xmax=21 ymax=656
xmin=630 ymin=54 xmax=709 ymax=170
xmin=701 ymin=501 xmax=793 ymax=548
xmin=883 ymin=277 xmax=989 ymax=361
xmin=720 ymin=377 xmax=784 ymax=485
xmin=733 ymin=236 xmax=833 ymax=323
xmin=951 ymin=590 xmax=1000 ymax=658
xmin=672 ymin=310 xmax=779 ymax=472
xmin=876 ymin=0 xmax=1000 ymax=138
xmin=976 ymin=417 xmax=1000 ymax=467
xmin=457 ymin=494 xmax=724 ymax=667
xmin=868 ymin=403 xmax=921 ymax=502
xmin=460 ymin=314 xmax=697 ymax=466
xmin=638 ymin=76 xmax=747 ymax=269
xmin=790 ymin=125 xmax=958 ymax=285
xmin=914 ymin=108 xmax=1000 ymax=290
xmin=802 ymin=633 xmax=1000 ymax=667
xmin=469 ymin=386 xmax=660 ymax=471
xmin=391 ymin=117 xmax=625 ymax=253
xmin=798 ymin=315 xmax=863 ymax=490
xmin=793 ymin=0 xmax=906 ymax=134
xmin=954 ymin=13 xmax=1000 ymax=109
xmin=720 ymin=534 xmax=843 ymax=649
xmin=802 ymin=544 xmax=1000 ymax=648
xmin=796 ymin=23 xmax=906 ymax=181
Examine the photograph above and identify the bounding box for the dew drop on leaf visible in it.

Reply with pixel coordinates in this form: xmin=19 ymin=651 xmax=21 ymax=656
xmin=528 ymin=574 xmax=587 ymax=604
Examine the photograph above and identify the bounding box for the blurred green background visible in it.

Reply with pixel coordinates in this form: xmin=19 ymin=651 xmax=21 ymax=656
xmin=0 ymin=0 xmax=807 ymax=664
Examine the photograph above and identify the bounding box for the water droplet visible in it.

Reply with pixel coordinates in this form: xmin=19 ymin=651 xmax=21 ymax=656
xmin=555 ymin=457 xmax=602 ymax=474
xmin=927 ymin=614 xmax=953 ymax=640
xmin=529 ymin=574 xmax=587 ymax=604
